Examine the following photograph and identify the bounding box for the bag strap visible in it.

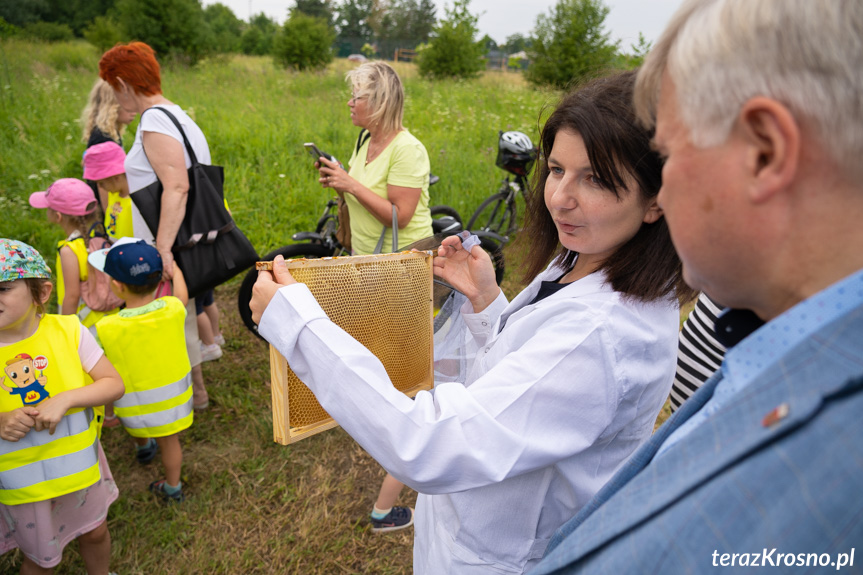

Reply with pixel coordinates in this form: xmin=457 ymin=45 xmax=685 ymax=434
xmin=140 ymin=106 xmax=200 ymax=167
xmin=373 ymin=205 xmax=398 ymax=254
xmin=355 ymin=128 xmax=370 ymax=156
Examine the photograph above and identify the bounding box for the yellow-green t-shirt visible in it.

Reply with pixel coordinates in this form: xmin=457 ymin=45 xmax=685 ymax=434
xmin=346 ymin=129 xmax=433 ymax=254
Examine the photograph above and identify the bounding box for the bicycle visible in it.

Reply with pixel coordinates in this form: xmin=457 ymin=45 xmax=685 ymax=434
xmin=466 ymin=131 xmax=537 ymax=238
xmin=236 ymin=194 xmax=505 ymax=338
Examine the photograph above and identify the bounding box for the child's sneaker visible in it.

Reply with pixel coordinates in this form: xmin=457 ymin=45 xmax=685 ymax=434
xmin=200 ymin=342 xmax=223 ymax=362
xmin=370 ymin=506 xmax=414 ymax=533
xmin=136 ymin=438 xmax=158 ymax=465
xmin=149 ymin=479 xmax=184 ymax=503
xmin=214 ymin=334 xmax=225 ymax=346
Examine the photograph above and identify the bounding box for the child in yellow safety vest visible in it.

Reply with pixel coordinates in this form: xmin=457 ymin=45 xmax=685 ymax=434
xmin=89 ymin=237 xmax=193 ymax=503
xmin=28 ymin=178 xmax=119 ymax=333
xmin=82 ymin=141 xmax=133 ymax=242
xmin=0 ymin=238 xmax=125 ymax=573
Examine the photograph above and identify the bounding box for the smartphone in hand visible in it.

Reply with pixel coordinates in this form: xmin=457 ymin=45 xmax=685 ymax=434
xmin=304 ymin=142 xmax=336 ymax=164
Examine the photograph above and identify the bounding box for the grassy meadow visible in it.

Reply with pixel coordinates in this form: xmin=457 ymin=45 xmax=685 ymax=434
xmin=0 ymin=39 xmax=564 ymax=574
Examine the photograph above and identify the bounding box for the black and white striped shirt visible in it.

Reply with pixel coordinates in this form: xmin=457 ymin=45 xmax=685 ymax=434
xmin=670 ymin=293 xmax=726 ymax=411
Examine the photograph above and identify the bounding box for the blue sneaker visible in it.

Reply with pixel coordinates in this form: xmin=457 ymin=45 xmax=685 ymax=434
xmin=149 ymin=479 xmax=184 ymax=504
xmin=370 ymin=506 xmax=414 ymax=533
xmin=136 ymin=438 xmax=158 ymax=465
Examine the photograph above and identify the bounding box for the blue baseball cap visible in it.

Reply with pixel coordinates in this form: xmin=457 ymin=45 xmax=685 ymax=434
xmin=88 ymin=237 xmax=162 ymax=286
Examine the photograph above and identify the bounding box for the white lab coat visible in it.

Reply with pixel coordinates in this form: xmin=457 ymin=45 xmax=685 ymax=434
xmin=259 ymin=264 xmax=680 ymax=574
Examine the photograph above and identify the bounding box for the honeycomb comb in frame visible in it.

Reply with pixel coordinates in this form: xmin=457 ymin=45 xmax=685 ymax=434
xmin=268 ymin=251 xmax=435 ymax=444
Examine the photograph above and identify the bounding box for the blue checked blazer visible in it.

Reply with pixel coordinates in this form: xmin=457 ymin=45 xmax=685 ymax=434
xmin=531 ymin=302 xmax=863 ymax=574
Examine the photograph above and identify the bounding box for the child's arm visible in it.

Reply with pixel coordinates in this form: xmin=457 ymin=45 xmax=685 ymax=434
xmin=32 ymin=355 xmax=124 ymax=435
xmin=59 ymin=244 xmax=81 ymax=315
xmin=0 ymin=407 xmax=39 ymax=441
xmin=171 ymin=265 xmax=189 ymax=306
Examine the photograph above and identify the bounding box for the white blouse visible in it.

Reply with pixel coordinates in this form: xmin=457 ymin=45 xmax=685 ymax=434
xmin=259 ymin=265 xmax=680 ymax=574
xmin=124 ymin=104 xmax=210 ymax=244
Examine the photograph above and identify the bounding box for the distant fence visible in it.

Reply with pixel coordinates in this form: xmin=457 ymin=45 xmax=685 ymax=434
xmin=394 ymin=48 xmax=417 ymax=62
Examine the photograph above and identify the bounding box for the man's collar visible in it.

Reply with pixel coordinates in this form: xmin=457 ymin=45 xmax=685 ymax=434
xmin=714 ymin=308 xmax=765 ymax=348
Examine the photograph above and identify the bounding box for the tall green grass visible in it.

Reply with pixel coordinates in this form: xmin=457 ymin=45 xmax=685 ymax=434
xmin=1 ymin=39 xmax=556 ymax=263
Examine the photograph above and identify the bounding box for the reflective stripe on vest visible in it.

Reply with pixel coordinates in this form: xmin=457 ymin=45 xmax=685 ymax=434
xmin=0 ymin=408 xmax=101 ymax=505
xmin=115 ymin=372 xmax=193 ymax=435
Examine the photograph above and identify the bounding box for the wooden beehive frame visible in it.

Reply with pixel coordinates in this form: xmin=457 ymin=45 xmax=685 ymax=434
xmin=269 ymin=251 xmax=434 ymax=444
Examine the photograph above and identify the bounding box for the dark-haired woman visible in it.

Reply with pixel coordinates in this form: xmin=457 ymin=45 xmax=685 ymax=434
xmin=250 ymin=70 xmax=695 ymax=574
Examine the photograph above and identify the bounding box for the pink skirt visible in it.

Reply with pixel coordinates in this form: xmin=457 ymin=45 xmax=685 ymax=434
xmin=0 ymin=442 xmax=119 ymax=568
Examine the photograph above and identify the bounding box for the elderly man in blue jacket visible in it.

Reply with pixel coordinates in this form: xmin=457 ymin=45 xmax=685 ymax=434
xmin=532 ymin=0 xmax=863 ymax=573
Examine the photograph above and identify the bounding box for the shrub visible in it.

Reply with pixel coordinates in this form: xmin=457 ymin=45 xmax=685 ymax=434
xmin=416 ymin=0 xmax=484 ymax=80
xmin=83 ymin=16 xmax=123 ymax=52
xmin=0 ymin=17 xmax=19 ymax=38
xmin=272 ymin=12 xmax=335 ymax=71
xmin=116 ymin=0 xmax=210 ymax=64
xmin=22 ymin=21 xmax=74 ymax=42
xmin=525 ymin=0 xmax=619 ymax=89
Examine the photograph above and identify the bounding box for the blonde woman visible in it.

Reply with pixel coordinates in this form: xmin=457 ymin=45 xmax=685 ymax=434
xmin=316 ymin=61 xmax=433 ymax=255
xmin=81 ymin=78 xmax=136 ymax=148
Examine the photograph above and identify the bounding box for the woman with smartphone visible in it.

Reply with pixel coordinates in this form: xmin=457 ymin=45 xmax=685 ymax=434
xmin=313 ymin=60 xmax=435 ymax=533
xmin=315 ymin=61 xmax=433 ymax=256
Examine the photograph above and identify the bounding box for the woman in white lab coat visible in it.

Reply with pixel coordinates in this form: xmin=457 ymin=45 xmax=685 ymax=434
xmin=250 ymin=70 xmax=696 ymax=574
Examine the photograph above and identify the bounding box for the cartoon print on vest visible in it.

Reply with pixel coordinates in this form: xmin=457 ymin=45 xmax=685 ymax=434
xmin=1 ymin=353 xmax=50 ymax=406
xmin=107 ymin=202 xmax=122 ymax=236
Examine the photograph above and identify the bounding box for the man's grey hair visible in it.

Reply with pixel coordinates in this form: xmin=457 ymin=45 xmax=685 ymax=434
xmin=635 ymin=0 xmax=863 ymax=178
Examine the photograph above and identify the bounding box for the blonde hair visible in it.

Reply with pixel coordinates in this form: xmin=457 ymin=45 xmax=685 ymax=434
xmin=49 ymin=207 xmax=100 ymax=238
xmin=80 ymin=79 xmax=126 ymax=144
xmin=635 ymin=0 xmax=863 ymax=179
xmin=346 ymin=61 xmax=404 ymax=135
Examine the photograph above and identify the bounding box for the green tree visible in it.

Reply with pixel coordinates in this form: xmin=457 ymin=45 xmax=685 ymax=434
xmin=272 ymin=11 xmax=335 ymax=71
xmin=241 ymin=13 xmax=278 ymax=55
xmin=203 ymin=2 xmax=243 ymax=53
xmin=293 ymin=0 xmax=334 ymax=29
xmin=117 ymin=0 xmax=210 ymax=63
xmin=525 ymin=0 xmax=619 ymax=89
xmin=335 ymin=0 xmax=374 ymax=55
xmin=503 ymin=32 xmax=528 ymax=54
xmin=479 ymin=33 xmax=497 ymax=53
xmin=84 ymin=16 xmax=124 ymax=51
xmin=0 ymin=0 xmax=49 ymax=28
xmin=417 ymin=0 xmax=484 ymax=80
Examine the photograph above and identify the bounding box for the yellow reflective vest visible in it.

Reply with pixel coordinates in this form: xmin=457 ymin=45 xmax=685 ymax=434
xmin=95 ymin=296 xmax=193 ymax=438
xmin=56 ymin=234 xmax=117 ymax=328
xmin=0 ymin=315 xmax=101 ymax=505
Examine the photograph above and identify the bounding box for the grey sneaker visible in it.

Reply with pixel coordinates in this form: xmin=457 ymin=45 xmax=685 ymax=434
xmin=371 ymin=506 xmax=414 ymax=533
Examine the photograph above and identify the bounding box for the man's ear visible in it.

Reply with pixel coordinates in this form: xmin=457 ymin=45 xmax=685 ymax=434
xmin=642 ymin=197 xmax=663 ymax=224
xmin=738 ymin=97 xmax=800 ymax=204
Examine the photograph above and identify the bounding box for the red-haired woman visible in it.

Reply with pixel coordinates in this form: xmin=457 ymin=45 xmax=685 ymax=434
xmin=98 ymin=41 xmax=212 ymax=411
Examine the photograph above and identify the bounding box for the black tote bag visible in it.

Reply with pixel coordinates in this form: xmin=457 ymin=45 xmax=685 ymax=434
xmin=131 ymin=107 xmax=258 ymax=298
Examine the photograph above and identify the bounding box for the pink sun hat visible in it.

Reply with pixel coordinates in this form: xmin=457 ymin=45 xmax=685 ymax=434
xmin=29 ymin=178 xmax=97 ymax=216
xmin=83 ymin=141 xmax=126 ymax=181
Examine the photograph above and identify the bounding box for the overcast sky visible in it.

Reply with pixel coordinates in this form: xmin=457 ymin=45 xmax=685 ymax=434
xmin=206 ymin=0 xmax=685 ymax=47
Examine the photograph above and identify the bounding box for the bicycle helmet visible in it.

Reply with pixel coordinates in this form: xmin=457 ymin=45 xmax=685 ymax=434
xmin=496 ymin=131 xmax=537 ymax=176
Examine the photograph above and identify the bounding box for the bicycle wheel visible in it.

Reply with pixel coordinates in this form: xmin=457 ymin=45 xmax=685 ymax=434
xmin=466 ymin=192 xmax=516 ymax=236
xmin=237 ymin=243 xmax=334 ymax=340
xmin=430 ymin=204 xmax=464 ymax=235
